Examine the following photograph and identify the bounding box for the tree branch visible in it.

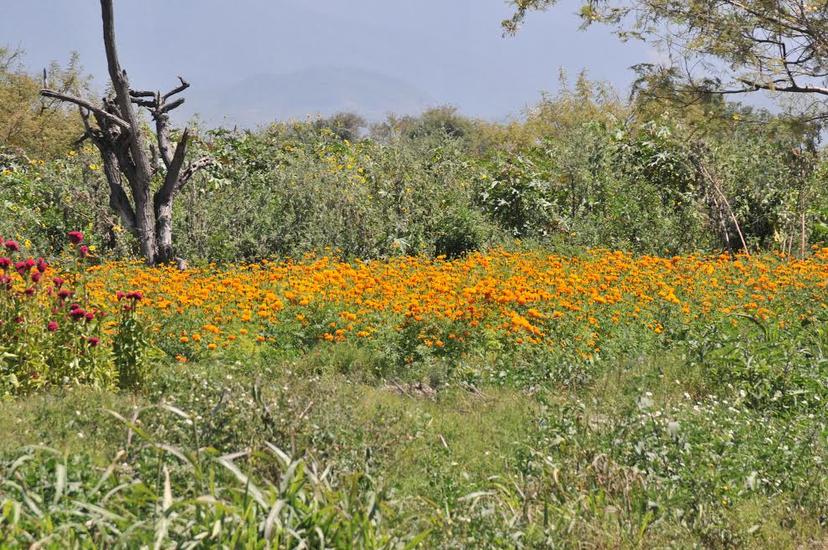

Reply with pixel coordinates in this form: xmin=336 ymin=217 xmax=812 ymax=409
xmin=155 ymin=114 xmax=173 ymax=168
xmin=130 ymin=97 xmax=157 ymax=109
xmin=179 ymin=156 xmax=214 ymax=187
xmin=163 ymin=76 xmax=190 ymax=100
xmin=736 ymin=77 xmax=828 ymax=95
xmin=160 ymin=97 xmax=185 ymax=114
xmin=40 ymin=89 xmax=130 ymax=129
xmin=154 ymin=128 xmax=191 ymax=208
xmin=129 ymin=89 xmax=156 ymax=98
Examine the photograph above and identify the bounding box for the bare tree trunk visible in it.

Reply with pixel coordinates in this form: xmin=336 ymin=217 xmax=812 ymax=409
xmin=692 ymin=152 xmax=750 ymax=257
xmin=798 ymin=172 xmax=808 ymax=259
xmin=100 ymin=0 xmax=159 ymax=264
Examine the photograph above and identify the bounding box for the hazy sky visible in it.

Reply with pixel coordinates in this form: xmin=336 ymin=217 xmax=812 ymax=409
xmin=2 ymin=0 xmax=654 ymax=121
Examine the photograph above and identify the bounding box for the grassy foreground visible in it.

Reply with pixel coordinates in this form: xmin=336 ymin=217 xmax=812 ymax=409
xmin=1 ymin=248 xmax=827 ymax=547
xmin=1 ymin=352 xmax=826 ymax=548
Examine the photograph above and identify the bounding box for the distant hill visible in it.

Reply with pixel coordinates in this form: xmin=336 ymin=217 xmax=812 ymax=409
xmin=181 ymin=66 xmax=436 ymax=128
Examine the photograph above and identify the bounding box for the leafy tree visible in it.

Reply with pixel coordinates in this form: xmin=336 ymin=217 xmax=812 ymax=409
xmin=0 ymin=48 xmax=88 ymax=158
xmin=371 ymin=107 xmax=475 ymax=144
xmin=312 ymin=112 xmax=366 ymax=141
xmin=505 ymin=0 xmax=828 ymax=118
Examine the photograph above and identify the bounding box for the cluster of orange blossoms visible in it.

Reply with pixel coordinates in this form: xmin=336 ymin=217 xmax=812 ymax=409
xmin=71 ymin=248 xmax=828 ymax=360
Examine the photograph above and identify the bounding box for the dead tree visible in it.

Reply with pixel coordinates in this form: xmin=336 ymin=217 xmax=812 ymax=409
xmin=40 ymin=0 xmax=211 ymax=265
xmin=690 ymin=150 xmax=750 ymax=257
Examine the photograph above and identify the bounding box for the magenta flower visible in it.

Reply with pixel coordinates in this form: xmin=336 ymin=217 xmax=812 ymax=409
xmin=67 ymin=231 xmax=84 ymax=245
xmin=4 ymin=240 xmax=19 ymax=252
xmin=47 ymin=321 xmax=59 ymax=332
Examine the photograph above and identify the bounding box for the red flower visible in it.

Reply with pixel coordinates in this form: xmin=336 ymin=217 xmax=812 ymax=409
xmin=87 ymin=337 xmax=100 ymax=347
xmin=36 ymin=258 xmax=48 ymax=273
xmin=0 ymin=257 xmax=10 ymax=270
xmin=57 ymin=289 xmax=73 ymax=300
xmin=116 ymin=291 xmax=126 ymax=300
xmin=23 ymin=287 xmax=35 ymax=296
xmin=126 ymin=291 xmax=143 ymax=301
xmin=0 ymin=275 xmax=11 ymax=289
xmin=15 ymin=261 xmax=28 ymax=276
xmin=69 ymin=308 xmax=86 ymax=321
xmin=78 ymin=245 xmax=89 ymax=258
xmin=84 ymin=311 xmax=95 ymax=321
xmin=53 ymin=277 xmax=65 ymax=288
xmin=67 ymin=231 xmax=84 ymax=245
xmin=31 ymin=271 xmax=42 ymax=283
xmin=47 ymin=321 xmax=59 ymax=332
xmin=4 ymin=240 xmax=19 ymax=252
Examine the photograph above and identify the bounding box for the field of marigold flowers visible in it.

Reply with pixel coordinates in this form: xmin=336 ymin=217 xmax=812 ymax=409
xmin=81 ymin=248 xmax=828 ymax=361
xmin=4 ymin=230 xmax=828 ymax=393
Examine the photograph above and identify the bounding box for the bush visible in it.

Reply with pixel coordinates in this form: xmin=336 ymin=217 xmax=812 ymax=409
xmin=172 ymin=127 xmax=500 ymax=261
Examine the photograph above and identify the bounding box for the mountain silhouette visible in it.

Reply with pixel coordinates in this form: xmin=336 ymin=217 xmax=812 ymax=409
xmin=182 ymin=66 xmax=436 ymax=127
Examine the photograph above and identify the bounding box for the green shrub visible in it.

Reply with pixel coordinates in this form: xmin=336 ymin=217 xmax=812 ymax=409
xmin=113 ymin=293 xmax=150 ymax=390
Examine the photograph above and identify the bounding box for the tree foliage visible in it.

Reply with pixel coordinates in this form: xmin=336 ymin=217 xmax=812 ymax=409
xmin=0 ymin=48 xmax=88 ymax=159
xmin=506 ymin=0 xmax=828 ymax=117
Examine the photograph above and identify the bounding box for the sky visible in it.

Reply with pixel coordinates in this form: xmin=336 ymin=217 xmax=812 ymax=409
xmin=1 ymin=0 xmax=655 ymax=124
